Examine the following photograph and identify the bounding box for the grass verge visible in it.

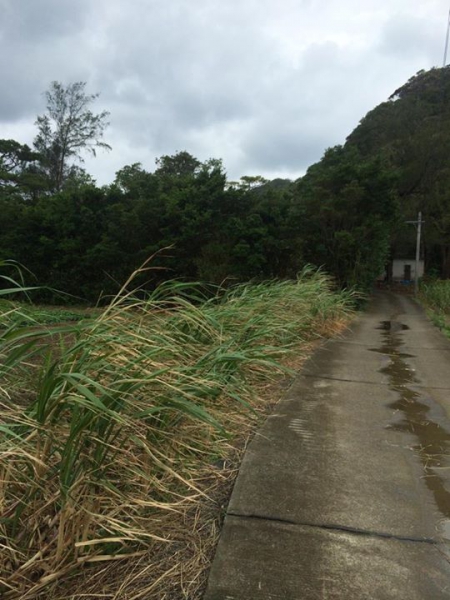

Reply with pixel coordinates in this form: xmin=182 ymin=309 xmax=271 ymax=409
xmin=419 ymin=279 xmax=450 ymax=337
xmin=1 ymin=266 xmax=356 ymax=599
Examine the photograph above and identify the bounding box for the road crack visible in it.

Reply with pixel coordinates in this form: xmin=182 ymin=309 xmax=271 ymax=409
xmin=227 ymin=511 xmax=441 ymax=545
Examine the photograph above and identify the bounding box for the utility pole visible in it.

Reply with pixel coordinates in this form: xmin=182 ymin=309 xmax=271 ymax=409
xmin=406 ymin=212 xmax=424 ymax=296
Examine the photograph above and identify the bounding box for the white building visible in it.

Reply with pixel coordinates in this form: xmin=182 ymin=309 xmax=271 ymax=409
xmin=392 ymin=258 xmax=424 ymax=282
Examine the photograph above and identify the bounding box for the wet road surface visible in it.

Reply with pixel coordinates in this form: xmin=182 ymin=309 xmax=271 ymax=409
xmin=204 ymin=292 xmax=450 ymax=599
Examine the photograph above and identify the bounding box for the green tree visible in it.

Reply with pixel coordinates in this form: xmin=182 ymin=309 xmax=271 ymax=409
xmin=292 ymin=146 xmax=399 ymax=289
xmin=155 ymin=151 xmax=201 ymax=178
xmin=0 ymin=139 xmax=45 ymax=199
xmin=34 ymin=81 xmax=111 ymax=192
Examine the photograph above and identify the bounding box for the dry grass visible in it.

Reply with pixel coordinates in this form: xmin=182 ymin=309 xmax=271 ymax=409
xmin=0 ymin=268 xmax=355 ymax=599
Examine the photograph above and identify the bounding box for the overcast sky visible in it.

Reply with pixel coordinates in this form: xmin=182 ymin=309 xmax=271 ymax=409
xmin=0 ymin=0 xmax=448 ymax=184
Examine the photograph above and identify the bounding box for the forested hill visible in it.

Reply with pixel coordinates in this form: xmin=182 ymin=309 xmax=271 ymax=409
xmin=345 ymin=67 xmax=450 ymax=277
xmin=1 ymin=70 xmax=450 ymax=303
xmin=292 ymin=66 xmax=450 ymax=285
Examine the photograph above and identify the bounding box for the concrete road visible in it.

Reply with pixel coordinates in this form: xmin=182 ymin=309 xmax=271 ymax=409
xmin=204 ymin=292 xmax=450 ymax=599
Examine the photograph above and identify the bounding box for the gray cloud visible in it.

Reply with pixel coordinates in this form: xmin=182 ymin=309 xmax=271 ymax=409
xmin=0 ymin=0 xmax=93 ymax=121
xmin=0 ymin=0 xmax=446 ymax=183
xmin=3 ymin=0 xmax=91 ymax=42
xmin=378 ymin=13 xmax=444 ymax=64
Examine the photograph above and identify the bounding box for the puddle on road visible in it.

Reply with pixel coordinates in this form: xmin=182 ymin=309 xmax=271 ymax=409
xmin=377 ymin=320 xmax=410 ymax=332
xmin=373 ymin=319 xmax=450 ymax=534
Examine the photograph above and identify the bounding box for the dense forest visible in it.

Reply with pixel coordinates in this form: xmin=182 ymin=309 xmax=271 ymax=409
xmin=346 ymin=67 xmax=450 ymax=278
xmin=2 ymin=68 xmax=450 ymax=302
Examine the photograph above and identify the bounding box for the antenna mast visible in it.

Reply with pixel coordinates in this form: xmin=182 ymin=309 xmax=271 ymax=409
xmin=444 ymin=6 xmax=450 ymax=67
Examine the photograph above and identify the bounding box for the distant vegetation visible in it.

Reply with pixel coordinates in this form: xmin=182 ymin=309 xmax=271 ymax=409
xmin=420 ymin=279 xmax=450 ymax=313
xmin=4 ymin=69 xmax=450 ymax=300
xmin=419 ymin=279 xmax=450 ymax=337
xmin=3 ymin=66 xmax=450 ymax=327
xmin=346 ymin=67 xmax=450 ymax=279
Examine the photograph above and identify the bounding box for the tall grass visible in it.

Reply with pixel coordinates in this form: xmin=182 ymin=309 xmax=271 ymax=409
xmin=419 ymin=279 xmax=450 ymax=335
xmin=0 ymin=266 xmax=355 ymax=599
xmin=420 ymin=279 xmax=450 ymax=313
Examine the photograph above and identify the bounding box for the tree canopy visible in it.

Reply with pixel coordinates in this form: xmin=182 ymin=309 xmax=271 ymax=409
xmin=346 ymin=66 xmax=450 ymax=276
xmin=0 ymin=143 xmax=297 ymax=301
xmin=3 ymin=69 xmax=450 ymax=303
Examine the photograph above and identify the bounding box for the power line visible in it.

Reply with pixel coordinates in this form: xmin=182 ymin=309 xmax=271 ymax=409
xmin=443 ymin=6 xmax=450 ymax=67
